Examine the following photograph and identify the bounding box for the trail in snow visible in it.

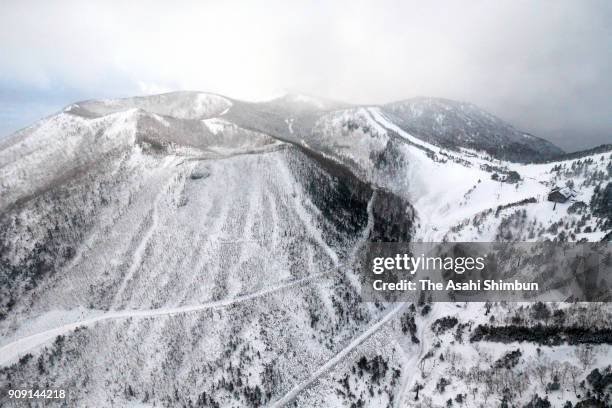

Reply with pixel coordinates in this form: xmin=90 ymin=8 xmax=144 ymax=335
xmin=185 ymin=143 xmax=288 ymax=163
xmin=391 ymin=243 xmax=447 ymax=407
xmin=271 ymin=189 xmax=383 ymax=406
xmin=271 ymin=302 xmax=406 ymax=407
xmin=249 ymin=175 xmax=377 ymax=403
xmin=366 ymin=108 xmax=445 ymax=156
xmin=0 ymin=270 xmax=333 ymax=368
xmin=365 ymin=108 xmax=471 ymax=242
xmin=110 ymin=160 xmax=177 ymax=309
xmin=348 ymin=190 xmax=376 ymax=264
xmin=394 ymin=303 xmax=439 ymax=408
xmin=276 ymin=157 xmax=340 ymax=267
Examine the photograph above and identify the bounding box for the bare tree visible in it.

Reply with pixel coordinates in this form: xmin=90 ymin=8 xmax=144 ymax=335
xmin=574 ymin=344 xmax=596 ymax=370
xmin=558 ymin=362 xmax=573 ymax=397
xmin=568 ymin=364 xmax=582 ymax=397
xmin=532 ymin=355 xmax=550 ymax=387
xmin=412 ymin=382 xmax=424 ymax=401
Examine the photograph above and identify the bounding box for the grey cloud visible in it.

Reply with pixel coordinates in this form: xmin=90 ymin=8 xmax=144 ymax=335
xmin=0 ymin=0 xmax=609 ymax=150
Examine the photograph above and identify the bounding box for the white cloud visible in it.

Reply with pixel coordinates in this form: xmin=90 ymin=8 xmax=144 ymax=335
xmin=0 ymin=0 xmax=610 ymax=149
xmin=137 ymin=81 xmax=174 ymax=96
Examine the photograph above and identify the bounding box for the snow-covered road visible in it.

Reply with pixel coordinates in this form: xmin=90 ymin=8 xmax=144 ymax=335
xmin=271 ymin=302 xmax=406 ymax=407
xmin=0 ymin=270 xmax=332 ymax=367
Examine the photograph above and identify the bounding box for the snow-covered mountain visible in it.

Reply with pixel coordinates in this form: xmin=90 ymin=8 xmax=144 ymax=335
xmin=382 ymin=97 xmax=564 ymax=163
xmin=0 ymin=91 xmax=610 ymax=407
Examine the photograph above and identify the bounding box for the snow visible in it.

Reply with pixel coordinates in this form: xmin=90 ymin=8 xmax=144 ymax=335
xmin=285 ymin=118 xmax=294 ymax=134
xmin=1 ymin=90 xmax=610 ymax=407
xmin=271 ymin=303 xmax=406 ymax=407
xmin=202 ymin=117 xmax=228 ymax=135
xmin=365 ymin=107 xmax=610 ymax=242
xmin=0 ymin=269 xmax=334 ymax=367
xmin=279 ymin=93 xmax=329 ymax=110
xmin=74 ymin=91 xmax=232 ymax=120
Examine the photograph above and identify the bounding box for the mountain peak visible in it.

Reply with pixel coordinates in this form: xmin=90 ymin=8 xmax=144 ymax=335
xmin=267 ymin=92 xmax=348 ymax=111
xmin=383 ymin=97 xmax=563 ymax=162
xmin=67 ymin=91 xmax=232 ymax=120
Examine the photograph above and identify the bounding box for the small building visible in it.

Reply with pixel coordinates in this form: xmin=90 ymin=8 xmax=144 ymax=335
xmin=547 ymin=186 xmax=575 ymax=203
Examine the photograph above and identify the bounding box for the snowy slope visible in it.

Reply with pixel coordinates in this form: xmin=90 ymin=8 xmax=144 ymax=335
xmin=383 ymin=97 xmax=563 ymax=162
xmin=71 ymin=91 xmax=232 ymax=120
xmin=365 ymin=108 xmax=611 ymax=243
xmin=0 ymin=91 xmax=610 ymax=407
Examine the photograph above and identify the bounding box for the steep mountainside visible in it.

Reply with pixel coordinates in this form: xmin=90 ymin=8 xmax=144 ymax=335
xmin=0 ymin=92 xmax=610 ymax=407
xmin=383 ymin=97 xmax=564 ymax=162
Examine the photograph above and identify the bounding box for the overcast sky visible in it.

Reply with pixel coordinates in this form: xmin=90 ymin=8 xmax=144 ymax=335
xmin=1 ymin=0 xmax=610 ymax=151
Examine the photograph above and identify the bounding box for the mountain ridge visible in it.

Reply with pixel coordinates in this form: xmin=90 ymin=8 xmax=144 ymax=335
xmin=0 ymin=90 xmax=610 ymax=407
xmin=382 ymin=96 xmax=564 ymax=162
xmin=1 ymin=91 xmax=571 ymax=163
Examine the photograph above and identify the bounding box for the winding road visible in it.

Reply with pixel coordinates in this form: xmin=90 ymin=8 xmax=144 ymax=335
xmin=0 ymin=270 xmax=333 ymax=367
